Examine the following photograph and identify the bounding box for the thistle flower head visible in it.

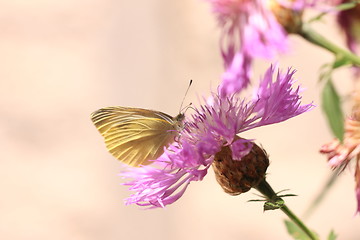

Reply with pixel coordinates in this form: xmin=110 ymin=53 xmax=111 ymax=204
xmin=212 ymin=141 xmax=269 ymax=195
xmin=121 ymin=65 xmax=313 ymax=208
xmin=268 ymin=0 xmax=304 ymax=33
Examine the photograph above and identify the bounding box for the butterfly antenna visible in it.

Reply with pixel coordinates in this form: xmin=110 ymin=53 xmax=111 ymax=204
xmin=180 ymin=102 xmax=193 ymax=114
xmin=179 ymin=80 xmax=193 ymax=113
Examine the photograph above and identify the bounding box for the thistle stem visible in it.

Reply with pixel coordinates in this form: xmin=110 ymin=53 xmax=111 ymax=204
xmin=303 ymin=169 xmax=340 ymax=219
xmin=255 ymin=179 xmax=319 ymax=240
xmin=298 ymin=23 xmax=360 ymax=66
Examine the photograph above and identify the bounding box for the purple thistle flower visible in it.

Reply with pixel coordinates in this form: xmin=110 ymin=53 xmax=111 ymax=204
xmin=122 ymin=64 xmax=313 ymax=208
xmin=207 ymin=0 xmax=288 ymax=61
xmin=206 ymin=0 xmax=289 ymax=89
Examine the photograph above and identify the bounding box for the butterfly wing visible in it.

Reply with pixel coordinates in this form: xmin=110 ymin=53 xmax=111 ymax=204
xmin=91 ymin=107 xmax=179 ymax=167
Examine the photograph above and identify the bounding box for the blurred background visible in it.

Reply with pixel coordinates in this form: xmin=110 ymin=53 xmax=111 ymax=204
xmin=0 ymin=0 xmax=359 ymax=239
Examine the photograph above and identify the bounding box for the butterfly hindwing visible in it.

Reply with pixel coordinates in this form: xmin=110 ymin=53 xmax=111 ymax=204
xmin=91 ymin=107 xmax=179 ymax=167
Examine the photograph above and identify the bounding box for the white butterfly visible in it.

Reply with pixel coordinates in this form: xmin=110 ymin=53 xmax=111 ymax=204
xmin=91 ymin=107 xmax=184 ymax=167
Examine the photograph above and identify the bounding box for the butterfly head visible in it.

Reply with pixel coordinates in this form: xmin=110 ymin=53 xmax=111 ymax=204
xmin=173 ymin=113 xmax=185 ymax=130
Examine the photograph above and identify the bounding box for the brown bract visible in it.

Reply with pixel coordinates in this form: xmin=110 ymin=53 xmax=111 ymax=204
xmin=268 ymin=0 xmax=303 ymax=33
xmin=212 ymin=140 xmax=269 ymax=195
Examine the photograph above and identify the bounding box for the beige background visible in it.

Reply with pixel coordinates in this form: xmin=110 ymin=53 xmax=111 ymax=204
xmin=0 ymin=1 xmax=359 ymax=239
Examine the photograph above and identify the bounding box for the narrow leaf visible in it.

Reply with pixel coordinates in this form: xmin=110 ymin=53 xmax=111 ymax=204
xmin=321 ymin=80 xmax=344 ymax=141
xmin=284 ymin=220 xmax=313 ymax=240
xmin=248 ymin=199 xmax=266 ymax=203
xmin=328 ymin=230 xmax=337 ymax=240
xmin=278 ymin=194 xmax=298 ymax=198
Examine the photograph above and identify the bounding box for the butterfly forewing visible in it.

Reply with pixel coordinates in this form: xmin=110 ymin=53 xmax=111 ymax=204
xmin=91 ymin=107 xmax=181 ymax=167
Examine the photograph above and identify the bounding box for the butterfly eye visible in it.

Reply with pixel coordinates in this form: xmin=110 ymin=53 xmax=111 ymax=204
xmin=175 ymin=113 xmax=185 ymax=122
xmin=174 ymin=113 xmax=185 ymax=129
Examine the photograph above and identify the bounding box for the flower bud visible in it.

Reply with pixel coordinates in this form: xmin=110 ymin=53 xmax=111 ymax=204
xmin=212 ymin=141 xmax=269 ymax=195
xmin=268 ymin=0 xmax=303 ymax=33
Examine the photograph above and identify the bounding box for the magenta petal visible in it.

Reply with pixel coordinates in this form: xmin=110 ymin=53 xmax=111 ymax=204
xmin=121 ymin=142 xmax=212 ymax=208
xmin=220 ymin=52 xmax=252 ymax=97
xmin=250 ymin=65 xmax=314 ymax=128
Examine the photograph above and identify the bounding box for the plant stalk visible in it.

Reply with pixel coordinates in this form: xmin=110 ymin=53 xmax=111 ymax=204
xmin=255 ymin=179 xmax=319 ymax=240
xmin=298 ymin=23 xmax=360 ymax=66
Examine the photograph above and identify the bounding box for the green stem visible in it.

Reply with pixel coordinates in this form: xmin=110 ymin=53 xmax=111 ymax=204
xmin=298 ymin=23 xmax=360 ymax=66
xmin=255 ymin=179 xmax=319 ymax=240
xmin=280 ymin=205 xmax=319 ymax=240
xmin=303 ymin=168 xmax=340 ymax=219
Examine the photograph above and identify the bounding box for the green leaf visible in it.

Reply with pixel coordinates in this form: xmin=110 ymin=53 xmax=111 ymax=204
xmin=303 ymin=169 xmax=340 ymax=219
xmin=284 ymin=220 xmax=314 ymax=240
xmin=278 ymin=194 xmax=298 ymax=198
xmin=321 ymin=80 xmax=344 ymax=141
xmin=327 ymin=230 xmax=337 ymax=240
xmin=248 ymin=199 xmax=266 ymax=203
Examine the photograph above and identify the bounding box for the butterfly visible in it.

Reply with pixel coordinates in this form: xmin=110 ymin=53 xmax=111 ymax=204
xmin=91 ymin=107 xmax=185 ymax=167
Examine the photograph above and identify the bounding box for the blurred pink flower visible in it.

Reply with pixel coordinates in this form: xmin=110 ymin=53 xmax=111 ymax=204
xmin=320 ymin=113 xmax=360 ymax=214
xmin=205 ymin=0 xmax=291 ymax=95
xmin=207 ymin=0 xmax=288 ymax=61
xmin=122 ymin=65 xmax=313 ymax=208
